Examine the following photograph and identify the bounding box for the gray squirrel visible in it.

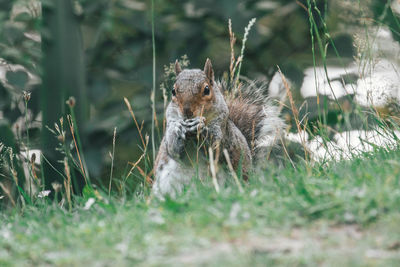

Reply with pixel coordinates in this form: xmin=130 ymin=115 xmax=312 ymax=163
xmin=153 ymin=59 xmax=285 ymax=199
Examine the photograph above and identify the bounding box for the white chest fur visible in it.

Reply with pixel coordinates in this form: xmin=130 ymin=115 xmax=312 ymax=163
xmin=153 ymin=140 xmax=212 ymax=199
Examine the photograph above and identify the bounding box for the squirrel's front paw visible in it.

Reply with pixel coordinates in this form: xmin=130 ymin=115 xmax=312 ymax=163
xmin=166 ymin=120 xmax=187 ymax=157
xmin=183 ymin=117 xmax=206 ymax=134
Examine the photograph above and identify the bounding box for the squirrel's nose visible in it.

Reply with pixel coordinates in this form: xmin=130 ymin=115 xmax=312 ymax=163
xmin=183 ymin=106 xmax=193 ymax=118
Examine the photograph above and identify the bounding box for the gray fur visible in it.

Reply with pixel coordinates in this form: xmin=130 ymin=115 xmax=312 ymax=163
xmin=175 ymin=69 xmax=207 ymax=95
xmin=153 ymin=62 xmax=285 ymax=199
xmin=222 ymin=80 xmax=286 ymax=159
xmin=164 ymin=101 xmax=186 ymax=158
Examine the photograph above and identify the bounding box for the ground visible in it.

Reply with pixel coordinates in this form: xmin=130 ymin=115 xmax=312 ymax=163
xmin=1 ymin=147 xmax=400 ymax=266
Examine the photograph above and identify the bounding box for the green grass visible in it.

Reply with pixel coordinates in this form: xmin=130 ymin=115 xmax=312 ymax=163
xmin=1 ymin=147 xmax=400 ymax=266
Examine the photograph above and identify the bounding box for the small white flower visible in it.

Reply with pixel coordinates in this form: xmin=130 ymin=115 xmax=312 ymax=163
xmin=38 ymin=190 xmax=51 ymax=198
xmin=0 ymin=196 xmax=4 ymax=200
xmin=83 ymin=198 xmax=95 ymax=210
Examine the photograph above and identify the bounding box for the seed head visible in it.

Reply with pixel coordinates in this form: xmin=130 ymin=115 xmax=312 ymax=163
xmin=23 ymin=91 xmax=31 ymax=102
xmin=66 ymin=96 xmax=76 ymax=108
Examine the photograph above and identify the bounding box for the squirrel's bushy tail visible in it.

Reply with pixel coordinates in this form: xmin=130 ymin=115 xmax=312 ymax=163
xmin=221 ymin=80 xmax=286 ymax=159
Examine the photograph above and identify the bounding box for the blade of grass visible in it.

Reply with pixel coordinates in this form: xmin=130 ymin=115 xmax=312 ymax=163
xmin=151 ymin=0 xmax=156 ymax=164
xmin=67 ymin=114 xmax=88 ymax=185
xmin=67 ymin=98 xmax=91 ymax=184
xmin=108 ymin=127 xmax=117 ymax=197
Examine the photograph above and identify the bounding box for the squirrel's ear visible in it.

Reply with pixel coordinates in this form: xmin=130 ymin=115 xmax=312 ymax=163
xmin=174 ymin=60 xmax=182 ymax=76
xmin=204 ymin=58 xmax=214 ymax=83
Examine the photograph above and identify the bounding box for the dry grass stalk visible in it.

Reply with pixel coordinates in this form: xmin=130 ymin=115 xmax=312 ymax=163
xmin=6 ymin=149 xmax=19 ymax=186
xmin=251 ymin=120 xmax=256 ymax=153
xmin=124 ymin=97 xmax=146 ymax=148
xmin=0 ymin=182 xmax=16 ymax=207
xmin=277 ymin=66 xmax=309 ymax=160
xmin=140 ymin=121 xmax=145 ymax=137
xmin=234 ymin=18 xmax=256 ymax=89
xmin=154 ymin=110 xmax=160 ymax=134
xmin=127 ymin=153 xmax=145 ymax=178
xmin=195 ymin=106 xmax=207 ymax=168
xmin=228 ymin=18 xmax=236 ymax=84
xmin=278 ymin=134 xmax=296 ymax=169
xmin=223 ymin=149 xmax=244 ymax=193
xmin=136 ymin=166 xmax=153 ymax=185
xmin=208 ymin=147 xmax=220 ymax=193
xmin=30 ymin=153 xmax=38 ymax=180
xmin=126 ymin=133 xmax=152 ymax=184
xmin=296 ymin=0 xmax=308 ymax=12
xmin=214 ymin=143 xmax=221 ymax=173
xmin=232 ymin=56 xmax=242 ymax=92
xmin=63 ymin=158 xmax=72 ymax=211
xmin=67 ymin=115 xmax=87 ymax=184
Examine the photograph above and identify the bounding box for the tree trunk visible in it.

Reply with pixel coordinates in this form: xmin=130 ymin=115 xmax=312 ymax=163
xmin=41 ymin=0 xmax=87 ymax=193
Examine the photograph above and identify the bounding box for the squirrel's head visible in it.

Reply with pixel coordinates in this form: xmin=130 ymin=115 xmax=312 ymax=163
xmin=172 ymin=58 xmax=216 ymax=119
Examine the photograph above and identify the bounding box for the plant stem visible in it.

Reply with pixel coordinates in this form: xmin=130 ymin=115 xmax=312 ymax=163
xmin=69 ymin=105 xmax=91 ymax=185
xmin=24 ymin=98 xmax=32 ymax=199
xmin=151 ymin=0 xmax=156 ymax=164
xmin=109 ymin=127 xmax=116 ymax=197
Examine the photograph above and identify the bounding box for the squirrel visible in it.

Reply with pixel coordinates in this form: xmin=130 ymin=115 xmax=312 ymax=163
xmin=153 ymin=58 xmax=285 ymax=199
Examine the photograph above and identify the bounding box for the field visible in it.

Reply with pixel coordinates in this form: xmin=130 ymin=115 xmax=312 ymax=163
xmin=1 ymin=147 xmax=400 ymax=266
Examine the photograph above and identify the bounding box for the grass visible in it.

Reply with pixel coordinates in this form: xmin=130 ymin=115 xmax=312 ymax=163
xmin=1 ymin=1 xmax=400 ymax=266
xmin=1 ymin=147 xmax=400 ymax=266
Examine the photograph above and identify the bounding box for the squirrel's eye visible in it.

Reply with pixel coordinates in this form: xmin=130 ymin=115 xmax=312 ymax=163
xmin=204 ymin=85 xmax=210 ymax=96
xmin=172 ymin=89 xmax=176 ymax=96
